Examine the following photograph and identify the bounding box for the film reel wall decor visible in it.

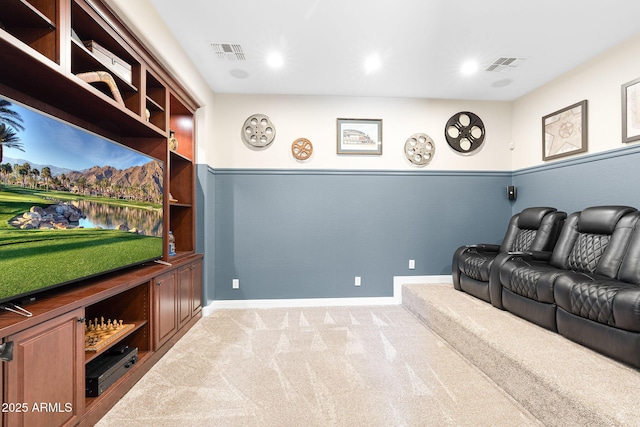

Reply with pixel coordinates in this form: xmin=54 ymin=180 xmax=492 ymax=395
xmin=291 ymin=138 xmax=313 ymax=161
xmin=241 ymin=113 xmax=276 ymax=148
xmin=404 ymin=133 xmax=435 ymax=166
xmin=445 ymin=111 xmax=485 ymax=154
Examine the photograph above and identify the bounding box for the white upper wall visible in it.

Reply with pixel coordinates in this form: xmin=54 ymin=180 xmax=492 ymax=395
xmin=212 ymin=94 xmax=513 ymax=170
xmin=511 ymin=33 xmax=640 ymax=170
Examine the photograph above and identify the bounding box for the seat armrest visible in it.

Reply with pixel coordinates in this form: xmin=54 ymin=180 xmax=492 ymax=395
xmin=452 ymin=243 xmax=500 ymax=290
xmin=507 ymin=250 xmax=552 ymax=262
xmin=467 ymin=244 xmax=501 ymax=252
xmin=453 ymin=243 xmax=502 ymax=291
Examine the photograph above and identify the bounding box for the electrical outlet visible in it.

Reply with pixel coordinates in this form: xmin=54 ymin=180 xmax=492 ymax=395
xmin=409 ymin=259 xmax=415 ymax=270
xmin=355 ymin=276 xmax=361 ymax=287
xmin=232 ymin=279 xmax=239 ymax=289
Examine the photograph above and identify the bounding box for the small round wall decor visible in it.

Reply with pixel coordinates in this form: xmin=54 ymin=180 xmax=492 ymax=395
xmin=444 ymin=111 xmax=485 ymax=154
xmin=291 ymin=138 xmax=313 ymax=161
xmin=241 ymin=114 xmax=276 ymax=147
xmin=404 ymin=133 xmax=435 ymax=166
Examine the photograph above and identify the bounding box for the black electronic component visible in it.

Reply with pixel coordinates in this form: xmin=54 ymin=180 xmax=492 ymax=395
xmin=86 ymin=346 xmax=138 ymax=397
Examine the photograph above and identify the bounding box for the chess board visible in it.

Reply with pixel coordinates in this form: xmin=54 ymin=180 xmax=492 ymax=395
xmin=85 ymin=317 xmax=135 ymax=352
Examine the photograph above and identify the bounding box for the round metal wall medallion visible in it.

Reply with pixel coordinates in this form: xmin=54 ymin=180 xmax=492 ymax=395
xmin=404 ymin=133 xmax=435 ymax=166
xmin=242 ymin=114 xmax=276 ymax=147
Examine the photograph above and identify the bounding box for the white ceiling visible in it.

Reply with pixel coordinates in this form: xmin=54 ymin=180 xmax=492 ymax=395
xmin=148 ymin=0 xmax=640 ymax=101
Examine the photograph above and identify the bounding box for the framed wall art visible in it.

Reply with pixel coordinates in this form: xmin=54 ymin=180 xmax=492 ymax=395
xmin=542 ymin=100 xmax=588 ymax=161
xmin=622 ymin=77 xmax=640 ymax=143
xmin=337 ymin=118 xmax=382 ymax=155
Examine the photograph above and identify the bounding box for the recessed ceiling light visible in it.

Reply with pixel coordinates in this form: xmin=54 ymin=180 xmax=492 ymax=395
xmin=461 ymin=60 xmax=478 ymax=76
xmin=364 ymin=54 xmax=381 ymax=74
xmin=267 ymin=52 xmax=284 ymax=68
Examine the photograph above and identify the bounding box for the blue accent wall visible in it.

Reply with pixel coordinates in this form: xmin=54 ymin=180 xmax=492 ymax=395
xmin=196 ymin=164 xmax=215 ymax=302
xmin=512 ymin=144 xmax=640 ymax=215
xmin=211 ymin=169 xmax=511 ymax=300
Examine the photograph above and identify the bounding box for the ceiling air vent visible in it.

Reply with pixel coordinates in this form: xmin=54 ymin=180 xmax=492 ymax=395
xmin=211 ymin=43 xmax=245 ymax=61
xmin=484 ymin=57 xmax=526 ymax=72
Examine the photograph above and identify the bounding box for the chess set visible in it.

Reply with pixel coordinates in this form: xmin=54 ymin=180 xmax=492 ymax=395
xmin=84 ymin=317 xmax=135 ymax=352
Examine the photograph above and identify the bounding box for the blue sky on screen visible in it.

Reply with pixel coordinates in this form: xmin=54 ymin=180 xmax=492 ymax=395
xmin=3 ymin=98 xmax=154 ymax=172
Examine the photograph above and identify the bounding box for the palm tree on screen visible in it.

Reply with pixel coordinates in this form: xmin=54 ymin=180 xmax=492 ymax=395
xmin=0 ymin=99 xmax=25 ymax=164
xmin=0 ymin=124 xmax=25 ymax=191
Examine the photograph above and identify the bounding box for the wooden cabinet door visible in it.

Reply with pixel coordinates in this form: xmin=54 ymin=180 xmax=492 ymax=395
xmin=177 ymin=260 xmax=203 ymax=329
xmin=153 ymin=270 xmax=177 ymax=349
xmin=4 ymin=308 xmax=85 ymax=427
xmin=177 ymin=265 xmax=192 ymax=329
xmin=191 ymin=259 xmax=203 ymax=316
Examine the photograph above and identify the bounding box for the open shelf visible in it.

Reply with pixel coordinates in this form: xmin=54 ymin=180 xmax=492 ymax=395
xmin=1 ymin=0 xmax=58 ymax=62
xmin=83 ymin=281 xmax=151 ymax=373
xmin=3 ymin=0 xmax=56 ymax=28
xmin=145 ymin=70 xmax=167 ymax=131
xmin=84 ymin=346 xmax=152 ymax=411
xmin=169 ymin=153 xmax=194 ymax=204
xmin=70 ymin=38 xmax=138 ymax=92
xmin=169 ymin=92 xmax=195 ymax=160
xmin=84 ymin=320 xmax=148 ymax=364
xmin=169 ymin=206 xmax=195 ymax=255
xmin=145 ymin=71 xmax=165 ymax=105
xmin=71 ymin=0 xmax=138 ymax=70
xmin=71 ymin=0 xmax=142 ymax=118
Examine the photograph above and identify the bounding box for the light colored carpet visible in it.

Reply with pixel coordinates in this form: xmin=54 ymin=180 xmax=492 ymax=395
xmin=402 ymin=283 xmax=640 ymax=427
xmin=97 ymin=305 xmax=540 ymax=426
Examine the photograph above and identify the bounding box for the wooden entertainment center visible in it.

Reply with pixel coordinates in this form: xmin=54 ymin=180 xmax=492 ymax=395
xmin=0 ymin=1 xmax=202 ymax=425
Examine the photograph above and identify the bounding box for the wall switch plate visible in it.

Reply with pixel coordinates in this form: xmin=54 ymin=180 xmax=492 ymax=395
xmin=409 ymin=259 xmax=415 ymax=269
xmin=355 ymin=276 xmax=361 ymax=287
xmin=232 ymin=279 xmax=239 ymax=289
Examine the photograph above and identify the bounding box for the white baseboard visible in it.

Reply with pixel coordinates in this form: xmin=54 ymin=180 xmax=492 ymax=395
xmin=201 ymin=275 xmax=453 ymax=316
xmin=392 ymin=275 xmax=453 ymax=305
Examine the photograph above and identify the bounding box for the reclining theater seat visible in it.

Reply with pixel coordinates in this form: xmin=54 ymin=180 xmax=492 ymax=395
xmin=452 ymin=207 xmax=566 ymax=303
xmin=493 ymin=206 xmax=638 ymax=332
xmin=554 ymin=209 xmax=640 ymax=368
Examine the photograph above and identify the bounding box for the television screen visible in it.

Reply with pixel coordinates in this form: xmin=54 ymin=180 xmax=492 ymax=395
xmin=0 ymin=95 xmax=164 ymax=305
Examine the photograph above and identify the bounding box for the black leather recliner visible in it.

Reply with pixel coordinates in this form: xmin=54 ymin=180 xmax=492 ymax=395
xmin=452 ymin=207 xmax=566 ymax=304
xmin=554 ymin=209 xmax=640 ymax=368
xmin=492 ymin=206 xmax=638 ymax=332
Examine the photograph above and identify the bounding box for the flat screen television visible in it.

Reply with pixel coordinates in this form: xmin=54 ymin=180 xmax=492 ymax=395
xmin=0 ymin=94 xmax=164 ymax=307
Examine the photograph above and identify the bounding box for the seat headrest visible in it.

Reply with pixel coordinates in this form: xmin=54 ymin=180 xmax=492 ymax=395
xmin=577 ymin=206 xmax=637 ymax=234
xmin=517 ymin=207 xmax=557 ymax=229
